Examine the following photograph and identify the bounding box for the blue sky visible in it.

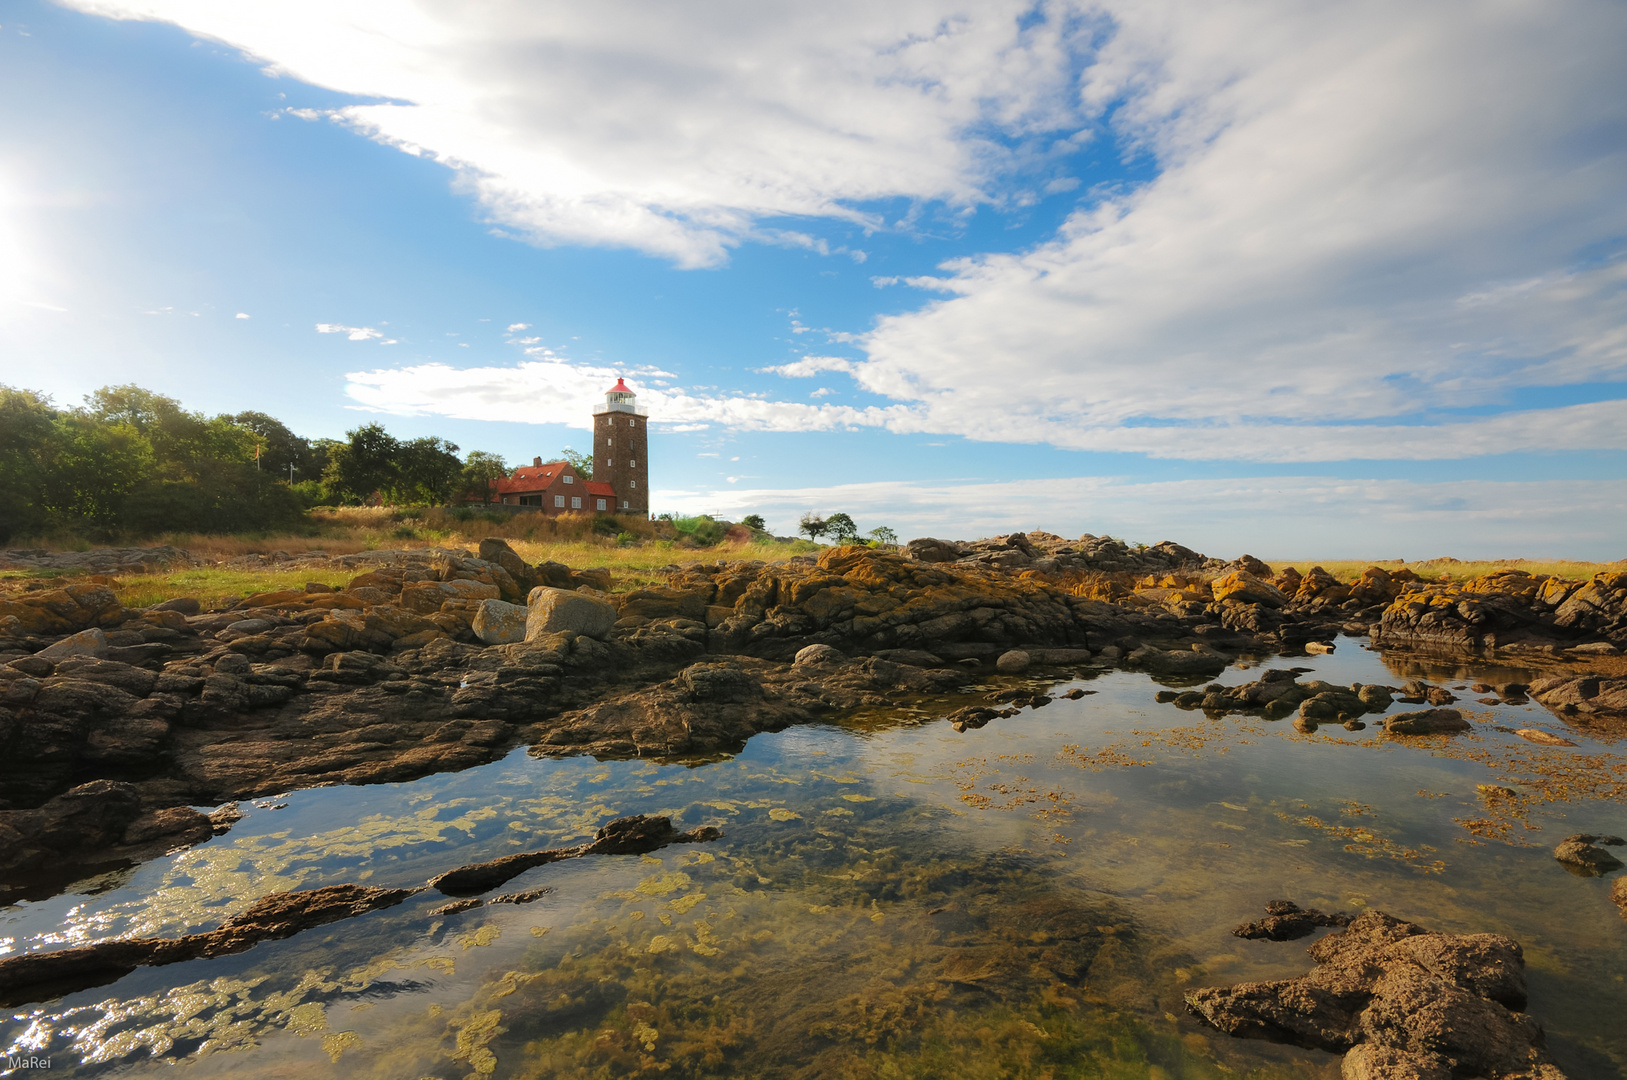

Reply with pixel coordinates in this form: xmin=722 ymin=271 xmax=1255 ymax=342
xmin=3 ymin=0 xmax=1625 ymax=558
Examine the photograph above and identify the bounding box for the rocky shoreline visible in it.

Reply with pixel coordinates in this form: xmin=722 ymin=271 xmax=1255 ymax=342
xmin=2 ymin=534 xmax=1624 ymax=894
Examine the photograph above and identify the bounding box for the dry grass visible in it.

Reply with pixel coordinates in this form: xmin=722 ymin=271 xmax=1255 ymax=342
xmin=1 ymin=506 xmax=819 ymax=608
xmin=1263 ymin=557 xmax=1624 ymax=584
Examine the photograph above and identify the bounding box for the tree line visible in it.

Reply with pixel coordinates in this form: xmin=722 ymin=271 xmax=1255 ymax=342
xmin=0 ymin=384 xmax=519 ymax=543
xmin=797 ymin=512 xmax=897 ymax=546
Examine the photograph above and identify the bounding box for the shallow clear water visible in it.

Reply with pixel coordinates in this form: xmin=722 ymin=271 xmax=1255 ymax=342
xmin=3 ymin=640 xmax=1624 ymax=1078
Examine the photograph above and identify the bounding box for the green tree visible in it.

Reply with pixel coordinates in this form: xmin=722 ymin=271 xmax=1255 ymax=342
xmin=85 ymin=384 xmax=253 ymax=474
xmin=742 ymin=513 xmax=767 ymax=531
xmin=826 ymin=512 xmax=858 ymax=543
xmin=798 ymin=512 xmax=828 ymax=542
xmin=460 ymin=451 xmax=509 ymax=505
xmin=868 ymin=525 xmax=898 ymax=546
xmin=323 ymin=424 xmax=400 ymax=504
xmin=232 ymin=410 xmax=313 ymax=481
xmin=394 ymin=436 xmax=463 ymax=504
xmin=0 ymin=387 xmax=61 ymax=542
xmin=560 ymin=447 xmax=593 ymax=479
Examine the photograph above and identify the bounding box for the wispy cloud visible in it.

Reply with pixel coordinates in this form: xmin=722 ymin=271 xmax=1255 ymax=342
xmin=234 ymin=312 xmax=250 ymax=319
xmin=654 ymin=475 xmax=1627 ymax=561
xmin=66 ymin=0 xmax=1094 ymax=267
xmin=87 ymin=0 xmax=1627 ymax=464
xmin=316 ymin=322 xmax=385 ymax=342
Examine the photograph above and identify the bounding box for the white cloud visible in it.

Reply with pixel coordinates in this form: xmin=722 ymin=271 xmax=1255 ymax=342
xmin=342 ymin=359 xmax=921 ymax=434
xmin=70 ymin=0 xmax=1091 ymax=268
xmin=506 ymin=322 xmax=530 ymax=332
xmin=77 ymin=0 xmax=1627 ymax=462
xmin=344 ymin=355 xmax=1627 ymax=460
xmin=655 ymin=475 xmax=1627 ymax=561
xmin=762 ymin=356 xmax=858 ymax=378
xmin=850 ymin=1 xmax=1627 ymax=449
xmin=234 ymin=312 xmax=250 ymax=319
xmin=316 ymin=322 xmax=384 ymax=341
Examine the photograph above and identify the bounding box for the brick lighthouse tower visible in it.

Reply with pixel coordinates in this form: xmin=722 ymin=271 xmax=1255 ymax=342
xmin=592 ymin=377 xmax=648 ymax=516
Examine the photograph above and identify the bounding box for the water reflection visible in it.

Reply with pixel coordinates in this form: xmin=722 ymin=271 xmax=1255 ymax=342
xmin=3 ymin=640 xmax=1624 ymax=1078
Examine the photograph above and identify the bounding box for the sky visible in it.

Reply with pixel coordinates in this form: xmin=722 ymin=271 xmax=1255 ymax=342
xmin=2 ymin=0 xmax=1625 ymax=559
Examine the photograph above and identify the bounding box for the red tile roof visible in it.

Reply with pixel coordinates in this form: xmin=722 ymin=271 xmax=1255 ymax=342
xmin=491 ymin=461 xmax=568 ymax=495
xmin=584 ymin=481 xmax=616 ymax=497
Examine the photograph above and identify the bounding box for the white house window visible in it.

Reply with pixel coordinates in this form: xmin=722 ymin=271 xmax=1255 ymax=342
xmin=571 ymin=496 xmax=582 ymax=509
xmin=621 ymin=500 xmax=628 ymax=508
xmin=596 ymin=498 xmax=606 ymax=510
xmin=554 ymin=495 xmax=565 ymax=507
xmin=564 ymin=474 xmax=574 ymax=484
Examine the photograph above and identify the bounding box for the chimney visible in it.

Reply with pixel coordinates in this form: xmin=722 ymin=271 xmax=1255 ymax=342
xmin=533 ymin=456 xmax=542 ymax=467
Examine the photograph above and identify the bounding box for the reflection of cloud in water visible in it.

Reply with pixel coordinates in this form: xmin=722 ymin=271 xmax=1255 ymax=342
xmin=3 ymin=645 xmax=1626 ymax=1076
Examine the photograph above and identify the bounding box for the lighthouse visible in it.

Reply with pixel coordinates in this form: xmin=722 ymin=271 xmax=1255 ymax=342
xmin=592 ymin=377 xmax=649 ymax=516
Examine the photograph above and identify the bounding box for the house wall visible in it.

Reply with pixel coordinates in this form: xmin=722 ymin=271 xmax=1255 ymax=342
xmin=495 ymin=464 xmax=597 ymax=513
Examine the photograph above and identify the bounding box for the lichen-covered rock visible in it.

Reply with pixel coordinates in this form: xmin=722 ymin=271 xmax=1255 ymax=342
xmin=526 ymin=587 xmax=618 ymax=641
xmin=1187 ymin=909 xmax=1562 ymax=1080
xmin=35 ymin=627 xmax=109 ymax=661
xmin=1213 ymin=571 xmax=1289 ymax=608
xmin=471 ymin=598 xmax=528 ymax=645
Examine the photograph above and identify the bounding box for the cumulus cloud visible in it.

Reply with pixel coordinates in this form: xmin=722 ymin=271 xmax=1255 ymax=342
xmin=852 ymin=1 xmax=1627 ymax=444
xmin=71 ymin=0 xmax=1090 ymax=268
xmin=76 ymin=0 xmax=1627 ymax=461
xmin=234 ymin=312 xmax=250 ymax=319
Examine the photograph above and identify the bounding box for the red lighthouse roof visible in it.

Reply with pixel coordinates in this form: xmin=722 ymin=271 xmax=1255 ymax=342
xmin=608 ymin=377 xmax=632 ymax=393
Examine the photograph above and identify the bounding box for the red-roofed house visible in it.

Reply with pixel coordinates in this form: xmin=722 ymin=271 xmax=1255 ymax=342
xmin=486 ymin=379 xmax=650 ymax=514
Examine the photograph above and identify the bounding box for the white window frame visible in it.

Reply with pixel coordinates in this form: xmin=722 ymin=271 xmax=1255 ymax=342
xmin=630 ymin=480 xmax=637 ymax=488
xmin=596 ymin=498 xmax=606 ymax=510
xmin=563 ymin=474 xmax=574 ymax=484
xmin=571 ymin=496 xmax=582 ymax=509
xmin=554 ymin=495 xmax=565 ymax=507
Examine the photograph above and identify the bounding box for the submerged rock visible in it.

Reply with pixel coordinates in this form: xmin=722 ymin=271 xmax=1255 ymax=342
xmin=429 ymin=814 xmax=722 ymax=896
xmin=1383 ymin=708 xmax=1470 ymax=735
xmin=1552 ymin=834 xmax=1625 ymax=876
xmin=1187 ymin=909 xmax=1564 ymax=1079
xmin=1232 ymin=900 xmax=1353 ymax=941
xmin=0 ymin=883 xmax=418 ymax=1007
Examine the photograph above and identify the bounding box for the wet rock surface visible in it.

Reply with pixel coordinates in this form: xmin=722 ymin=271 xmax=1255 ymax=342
xmin=0 ymin=812 xmax=724 ymax=1006
xmin=1232 ymin=899 xmax=1354 ymax=941
xmin=1188 ymin=908 xmax=1566 ymax=1079
xmin=1552 ymin=834 xmax=1625 ymax=876
xmin=429 ymin=814 xmax=722 ymax=895
xmin=0 ymin=883 xmax=418 ymax=1007
xmin=3 ymin=535 xmax=1624 ymax=893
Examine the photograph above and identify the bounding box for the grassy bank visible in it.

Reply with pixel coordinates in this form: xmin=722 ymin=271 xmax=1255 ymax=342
xmin=1 ymin=506 xmax=820 ymax=609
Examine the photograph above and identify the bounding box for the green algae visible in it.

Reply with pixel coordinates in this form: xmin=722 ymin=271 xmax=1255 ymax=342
xmin=4 ymin=652 xmax=1626 ymax=1078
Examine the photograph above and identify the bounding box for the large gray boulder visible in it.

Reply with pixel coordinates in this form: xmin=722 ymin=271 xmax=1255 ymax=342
xmin=36 ymin=627 xmax=108 ymax=662
xmin=472 ymin=599 xmax=528 ymax=645
xmin=903 ymin=537 xmax=963 ymax=563
xmin=525 ymin=587 xmax=617 ymax=641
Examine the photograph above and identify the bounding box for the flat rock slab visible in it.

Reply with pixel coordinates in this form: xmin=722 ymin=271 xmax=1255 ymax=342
xmin=1383 ymin=708 xmax=1469 ymax=735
